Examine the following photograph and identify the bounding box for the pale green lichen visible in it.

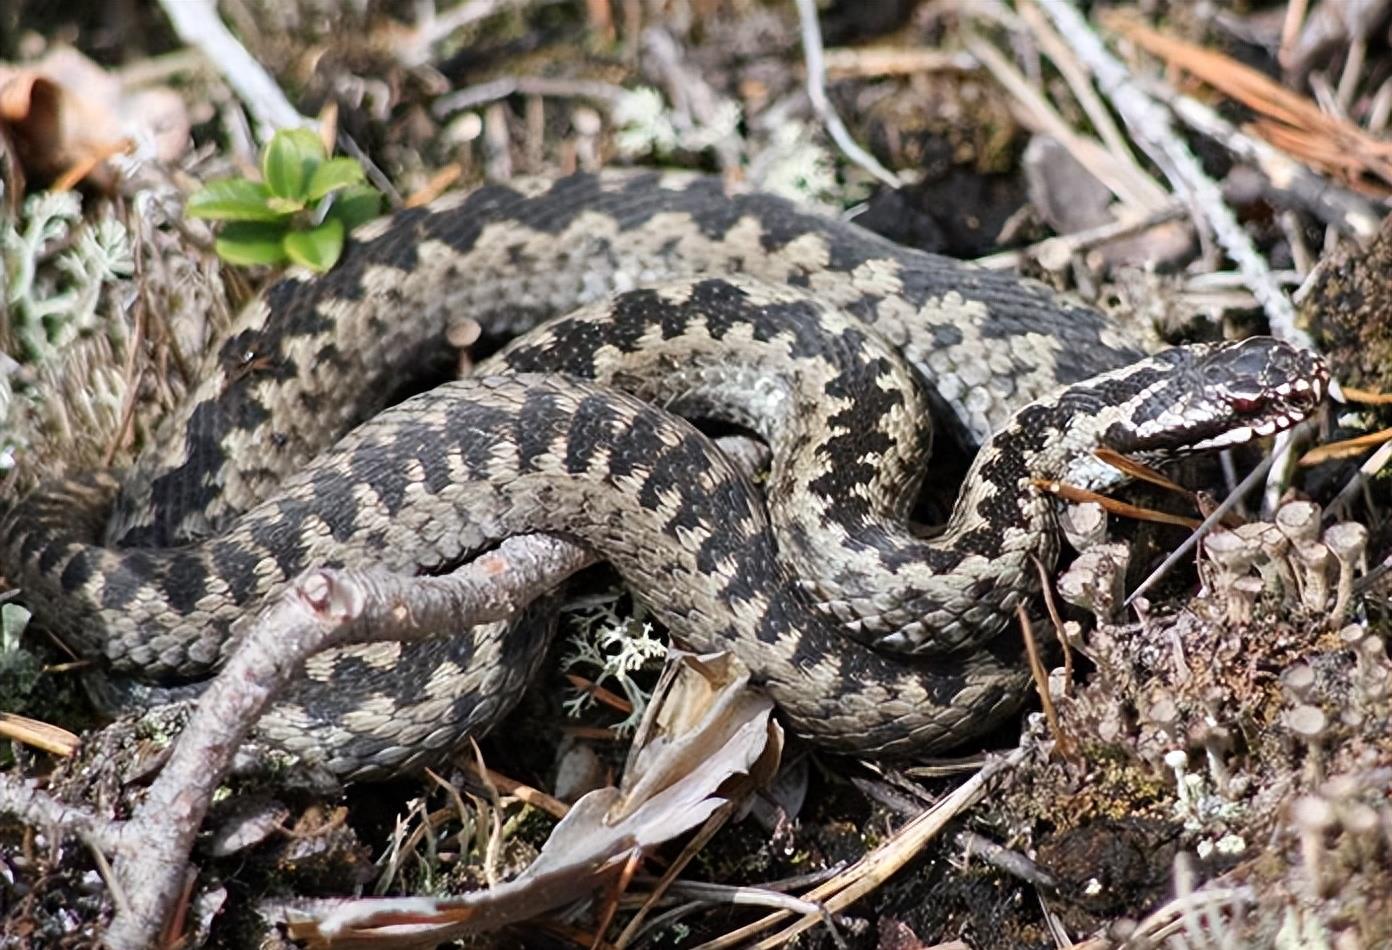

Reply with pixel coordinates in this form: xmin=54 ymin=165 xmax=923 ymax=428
xmin=612 ymin=85 xmax=741 ymax=160
xmin=3 ymin=191 xmax=133 ymax=357
xmin=612 ymin=87 xmax=681 ymax=158
xmin=0 ymin=189 xmax=134 ymax=472
xmin=753 ymin=120 xmax=843 ymax=207
xmin=561 ymin=598 xmax=667 ymax=734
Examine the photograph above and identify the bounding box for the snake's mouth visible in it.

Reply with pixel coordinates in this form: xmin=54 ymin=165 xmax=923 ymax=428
xmin=1184 ymin=370 xmax=1329 ymax=452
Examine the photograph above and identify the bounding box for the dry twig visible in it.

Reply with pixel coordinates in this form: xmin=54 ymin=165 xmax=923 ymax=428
xmin=1161 ymin=83 xmax=1381 ymax=241
xmin=1110 ymin=12 xmax=1392 ymax=194
xmin=0 ymin=535 xmax=595 ymax=949
xmin=1124 ymin=424 xmax=1310 ymax=606
xmin=157 ymin=0 xmax=312 ymax=133
xmin=792 ymin=0 xmax=901 ymax=190
xmin=1035 ymin=0 xmax=1312 ymax=348
xmin=693 ymin=746 xmax=1028 ymax=949
xmin=966 ymin=32 xmax=1168 ymax=213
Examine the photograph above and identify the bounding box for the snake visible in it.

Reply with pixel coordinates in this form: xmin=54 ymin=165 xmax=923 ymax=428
xmin=0 ymin=172 xmax=1330 ymax=779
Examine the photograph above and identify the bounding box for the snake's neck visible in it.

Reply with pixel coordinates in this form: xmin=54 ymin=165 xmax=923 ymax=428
xmin=772 ymin=397 xmax=1098 ymax=655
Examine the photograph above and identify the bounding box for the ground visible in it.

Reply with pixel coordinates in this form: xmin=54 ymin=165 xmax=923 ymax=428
xmin=1 ymin=1 xmax=1390 ymax=948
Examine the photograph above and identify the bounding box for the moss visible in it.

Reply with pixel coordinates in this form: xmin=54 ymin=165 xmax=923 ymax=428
xmin=1300 ymin=213 xmax=1392 ymax=403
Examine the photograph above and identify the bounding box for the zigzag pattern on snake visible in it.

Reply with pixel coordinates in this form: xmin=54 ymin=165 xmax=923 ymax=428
xmin=0 ymin=173 xmax=1329 ymax=779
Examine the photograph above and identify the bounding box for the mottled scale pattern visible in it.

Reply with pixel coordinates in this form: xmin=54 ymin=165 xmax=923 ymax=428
xmin=105 ymin=171 xmax=1145 ymax=549
xmin=0 ymin=170 xmax=1331 ymax=779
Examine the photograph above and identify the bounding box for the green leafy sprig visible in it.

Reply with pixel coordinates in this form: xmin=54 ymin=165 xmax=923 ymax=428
xmin=185 ymin=129 xmax=381 ymax=272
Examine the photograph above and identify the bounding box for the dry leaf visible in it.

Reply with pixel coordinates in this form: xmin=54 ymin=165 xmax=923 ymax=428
xmin=275 ymin=650 xmax=781 ymax=947
xmin=0 ymin=47 xmax=189 ymax=189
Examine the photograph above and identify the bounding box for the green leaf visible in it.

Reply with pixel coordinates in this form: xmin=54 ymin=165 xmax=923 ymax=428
xmin=306 ymin=157 xmax=366 ymax=201
xmin=323 ymin=184 xmax=382 ymax=233
xmin=262 ymin=128 xmax=326 ymax=200
xmin=283 ymin=218 xmax=345 ymax=272
xmin=265 ymin=195 xmax=305 ymax=214
xmin=185 ymin=179 xmax=284 ymax=221
xmin=214 ymin=221 xmax=291 ymax=266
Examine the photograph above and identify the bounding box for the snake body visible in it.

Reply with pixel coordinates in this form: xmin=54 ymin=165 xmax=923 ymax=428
xmin=0 ymin=173 xmax=1329 ymax=779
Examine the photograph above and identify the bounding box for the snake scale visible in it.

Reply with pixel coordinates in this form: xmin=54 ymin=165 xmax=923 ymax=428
xmin=0 ymin=171 xmax=1329 ymax=779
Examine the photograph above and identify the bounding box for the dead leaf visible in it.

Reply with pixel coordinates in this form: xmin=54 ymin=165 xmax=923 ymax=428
xmin=0 ymin=47 xmax=189 ymax=189
xmin=273 ymin=650 xmax=780 ymax=947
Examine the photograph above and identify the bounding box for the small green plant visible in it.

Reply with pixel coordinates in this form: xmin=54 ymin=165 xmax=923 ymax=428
xmin=185 ymin=128 xmax=382 ymax=272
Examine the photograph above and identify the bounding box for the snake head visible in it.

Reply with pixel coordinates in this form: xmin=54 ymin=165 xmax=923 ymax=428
xmin=1097 ymin=336 xmax=1330 ymax=461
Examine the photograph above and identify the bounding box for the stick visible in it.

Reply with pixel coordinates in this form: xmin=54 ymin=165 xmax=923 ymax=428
xmin=792 ymin=0 xmax=901 ymax=190
xmin=694 ymin=746 xmax=1028 ymax=949
xmin=1160 ymin=83 xmax=1381 ymax=241
xmin=157 ymin=0 xmax=312 ymax=133
xmin=99 ymin=535 xmax=595 ymax=949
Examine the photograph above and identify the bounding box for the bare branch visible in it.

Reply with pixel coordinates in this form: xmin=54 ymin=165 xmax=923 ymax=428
xmin=157 ymin=0 xmax=312 ymax=133
xmin=0 ymin=774 xmax=126 ymax=855
xmin=95 ymin=534 xmax=593 ymax=949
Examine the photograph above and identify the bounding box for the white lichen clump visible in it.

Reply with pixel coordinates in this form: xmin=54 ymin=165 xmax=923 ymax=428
xmin=1 ymin=189 xmax=135 ymax=472
xmin=561 ymin=598 xmax=668 ymax=735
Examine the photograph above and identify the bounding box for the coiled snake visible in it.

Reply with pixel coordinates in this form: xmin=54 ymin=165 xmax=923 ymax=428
xmin=0 ymin=172 xmax=1329 ymax=779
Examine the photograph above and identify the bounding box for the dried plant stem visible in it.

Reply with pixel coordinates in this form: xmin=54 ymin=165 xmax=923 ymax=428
xmin=1035 ymin=0 xmax=1312 ymax=348
xmin=1159 ymin=83 xmax=1380 ymax=241
xmin=793 ymin=0 xmax=902 ymax=190
xmin=1016 ymin=0 xmax=1157 ymax=198
xmin=157 ymin=0 xmax=311 ymax=132
xmin=695 ymin=746 xmax=1027 ymax=949
xmin=965 ymin=32 xmax=1166 ymax=212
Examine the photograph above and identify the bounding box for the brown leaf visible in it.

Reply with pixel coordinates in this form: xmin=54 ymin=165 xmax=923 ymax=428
xmin=273 ymin=651 xmax=780 ymax=947
xmin=0 ymin=47 xmax=188 ymax=189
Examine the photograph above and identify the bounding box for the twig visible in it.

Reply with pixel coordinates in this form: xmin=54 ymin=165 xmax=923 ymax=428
xmin=0 ymin=775 xmax=126 ymax=855
xmin=1124 ymin=426 xmax=1306 ymax=607
xmin=1158 ymin=82 xmax=1381 ymax=241
xmin=1122 ymin=883 xmax=1256 ymax=948
xmin=821 ymin=47 xmax=978 ymax=77
xmin=1016 ymin=0 xmax=1153 ymax=195
xmin=965 ymin=32 xmax=1168 ymax=212
xmin=1112 ymin=13 xmax=1392 ymax=192
xmin=974 ymin=202 xmax=1184 ymax=270
xmin=1017 ymin=604 xmax=1068 ymax=758
xmin=693 ymin=746 xmax=1028 ymax=949
xmin=461 ymin=760 xmax=570 ymax=820
xmin=955 ymin=830 xmax=1060 ymax=891
xmin=792 ymin=0 xmax=901 ymax=190
xmin=614 ymin=803 xmax=741 ymax=948
xmin=96 ymin=535 xmax=595 ymax=949
xmin=400 ymin=0 xmax=530 ymax=66
xmin=157 ymin=0 xmax=312 ymax=133
xmin=1035 ymin=0 xmax=1313 ymax=349
xmin=1278 ymin=0 xmax=1310 ymax=71
xmin=1325 ymin=436 xmax=1392 ymax=522
xmin=334 ymin=132 xmax=403 ymax=209
xmin=432 ymin=75 xmax=628 ymax=118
